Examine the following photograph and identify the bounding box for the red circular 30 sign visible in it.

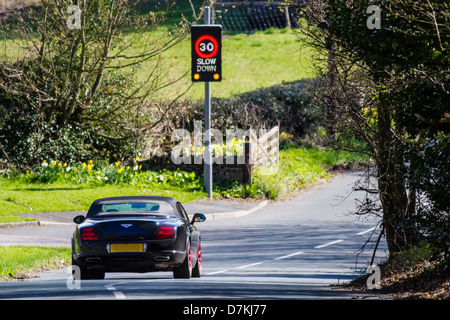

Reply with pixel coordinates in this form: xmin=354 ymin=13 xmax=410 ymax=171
xmin=195 ymin=35 xmax=219 ymax=59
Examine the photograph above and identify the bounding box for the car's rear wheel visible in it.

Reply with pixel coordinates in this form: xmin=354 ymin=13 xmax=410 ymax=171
xmin=192 ymin=242 xmax=202 ymax=278
xmin=173 ymin=242 xmax=192 ymax=279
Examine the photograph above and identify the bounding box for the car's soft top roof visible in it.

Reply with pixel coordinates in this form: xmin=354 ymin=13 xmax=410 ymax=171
xmin=91 ymin=196 xmax=179 ymax=206
xmin=87 ymin=196 xmax=180 ymax=217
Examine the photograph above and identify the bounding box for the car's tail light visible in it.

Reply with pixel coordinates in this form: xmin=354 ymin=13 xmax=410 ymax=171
xmin=156 ymin=225 xmax=175 ymax=240
xmin=80 ymin=227 xmax=99 ymax=241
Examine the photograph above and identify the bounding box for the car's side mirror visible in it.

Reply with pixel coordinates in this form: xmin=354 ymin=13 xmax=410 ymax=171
xmin=191 ymin=213 xmax=206 ymax=224
xmin=73 ymin=215 xmax=86 ymax=224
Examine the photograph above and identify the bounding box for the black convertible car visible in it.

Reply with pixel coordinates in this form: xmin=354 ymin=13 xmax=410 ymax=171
xmin=71 ymin=196 xmax=206 ymax=280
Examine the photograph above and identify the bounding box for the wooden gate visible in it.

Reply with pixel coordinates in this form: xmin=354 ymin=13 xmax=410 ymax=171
xmin=248 ymin=126 xmax=280 ymax=177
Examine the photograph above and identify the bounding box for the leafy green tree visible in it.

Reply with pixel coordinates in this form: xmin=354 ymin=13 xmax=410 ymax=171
xmin=300 ymin=0 xmax=449 ymax=261
xmin=0 ymin=0 xmax=189 ymax=167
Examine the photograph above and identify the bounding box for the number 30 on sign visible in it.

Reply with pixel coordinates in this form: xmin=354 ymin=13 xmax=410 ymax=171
xmin=191 ymin=25 xmax=222 ymax=82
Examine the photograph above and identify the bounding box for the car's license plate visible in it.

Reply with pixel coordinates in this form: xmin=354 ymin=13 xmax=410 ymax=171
xmin=110 ymin=243 xmax=143 ymax=253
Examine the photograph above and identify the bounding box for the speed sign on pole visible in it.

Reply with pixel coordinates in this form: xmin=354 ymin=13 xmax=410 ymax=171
xmin=191 ymin=25 xmax=222 ymax=82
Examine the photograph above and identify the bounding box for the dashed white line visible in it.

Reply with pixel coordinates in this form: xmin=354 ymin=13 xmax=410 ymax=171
xmin=207 ymin=232 xmax=372 ymax=276
xmin=314 ymin=239 xmax=344 ymax=249
xmin=206 ymin=269 xmax=230 ymax=275
xmin=275 ymin=251 xmax=304 ymax=260
xmin=236 ymin=262 xmax=263 ymax=269
xmin=356 ymin=227 xmax=377 ymax=236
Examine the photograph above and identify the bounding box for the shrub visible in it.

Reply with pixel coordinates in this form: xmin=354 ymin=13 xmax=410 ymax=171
xmin=208 ymin=78 xmax=325 ymax=137
xmin=167 ymin=79 xmax=325 ymax=139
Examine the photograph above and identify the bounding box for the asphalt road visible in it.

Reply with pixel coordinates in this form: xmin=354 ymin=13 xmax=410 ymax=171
xmin=0 ymin=172 xmax=389 ymax=301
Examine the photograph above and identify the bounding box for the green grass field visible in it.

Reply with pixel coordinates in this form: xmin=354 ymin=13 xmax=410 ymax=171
xmin=1 ymin=0 xmax=315 ymax=100
xmin=152 ymin=28 xmax=315 ymax=100
xmin=1 ymin=26 xmax=315 ymax=101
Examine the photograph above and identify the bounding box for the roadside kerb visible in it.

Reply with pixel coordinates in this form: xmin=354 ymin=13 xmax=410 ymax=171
xmin=204 ymin=200 xmax=268 ymax=220
xmin=0 ymin=221 xmax=39 ymax=229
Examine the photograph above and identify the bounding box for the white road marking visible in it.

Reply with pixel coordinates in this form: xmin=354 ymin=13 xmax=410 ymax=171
xmin=275 ymin=251 xmax=304 ymax=260
xmin=112 ymin=291 xmax=126 ymax=299
xmin=236 ymin=262 xmax=263 ymax=269
xmin=206 ymin=234 xmax=359 ymax=276
xmin=206 ymin=269 xmax=230 ymax=275
xmin=104 ymin=283 xmax=116 ymax=291
xmin=105 ymin=282 xmax=126 ymax=299
xmin=314 ymin=239 xmax=344 ymax=249
xmin=356 ymin=227 xmax=377 ymax=236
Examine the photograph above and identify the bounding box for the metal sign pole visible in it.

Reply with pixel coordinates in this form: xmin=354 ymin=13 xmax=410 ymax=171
xmin=204 ymin=6 xmax=213 ymax=199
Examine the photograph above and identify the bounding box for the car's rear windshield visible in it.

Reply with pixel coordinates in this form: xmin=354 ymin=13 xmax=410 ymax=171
xmin=88 ymin=201 xmax=175 ymax=217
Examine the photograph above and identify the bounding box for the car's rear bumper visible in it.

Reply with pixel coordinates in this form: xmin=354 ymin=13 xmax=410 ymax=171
xmin=73 ymin=249 xmax=186 ymax=272
xmin=72 ymin=238 xmax=187 ymax=272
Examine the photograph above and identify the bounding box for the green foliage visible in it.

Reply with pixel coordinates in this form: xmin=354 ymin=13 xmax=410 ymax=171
xmin=0 ymin=62 xmax=145 ymax=168
xmin=8 ymin=146 xmax=349 ymax=203
xmin=309 ymin=0 xmax=449 ymax=261
xmin=387 ymin=242 xmax=434 ymax=270
xmin=183 ymin=79 xmax=325 ymax=138
xmin=7 ymin=159 xmax=203 ymax=193
xmin=0 ymin=0 xmax=186 ymax=168
xmin=0 ymin=4 xmax=316 ymax=168
xmin=214 ymin=181 xmax=265 ymax=199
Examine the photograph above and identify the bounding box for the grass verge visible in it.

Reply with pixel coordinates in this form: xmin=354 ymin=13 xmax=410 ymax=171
xmin=0 ymin=246 xmax=71 ymax=281
xmin=0 ymin=181 xmax=207 ymax=223
xmin=215 ymin=144 xmax=368 ymax=200
xmin=0 ymin=145 xmax=368 ymax=223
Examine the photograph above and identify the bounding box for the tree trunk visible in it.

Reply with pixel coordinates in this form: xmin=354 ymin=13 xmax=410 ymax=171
xmin=378 ymin=170 xmax=409 ymax=253
xmin=376 ymin=103 xmax=410 ymax=253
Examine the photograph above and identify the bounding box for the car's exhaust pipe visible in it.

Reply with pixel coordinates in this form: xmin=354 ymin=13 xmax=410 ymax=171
xmin=86 ymin=257 xmax=102 ymax=263
xmin=154 ymin=256 xmax=170 ymax=262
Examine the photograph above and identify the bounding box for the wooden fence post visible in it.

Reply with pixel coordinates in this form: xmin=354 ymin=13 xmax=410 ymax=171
xmin=243 ymin=140 xmax=253 ymax=184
